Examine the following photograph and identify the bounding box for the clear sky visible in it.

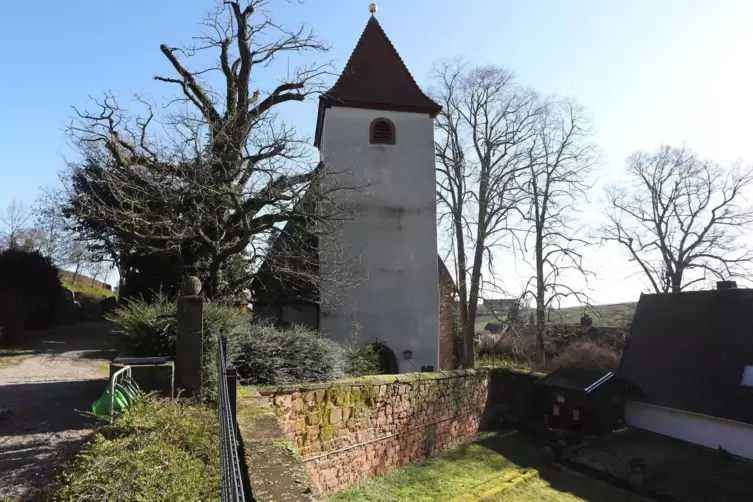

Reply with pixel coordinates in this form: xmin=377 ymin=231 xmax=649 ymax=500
xmin=1 ymin=1 xmax=752 ymax=305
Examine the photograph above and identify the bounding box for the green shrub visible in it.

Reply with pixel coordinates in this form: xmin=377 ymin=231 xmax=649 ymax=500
xmin=0 ymin=248 xmax=61 ymax=330
xmin=108 ymin=295 xmax=382 ymax=388
xmin=339 ymin=320 xmax=382 ymax=377
xmin=232 ymin=323 xmax=345 ymax=385
xmin=55 ymin=397 xmax=219 ymax=501
xmin=76 ymin=291 xmax=105 ymax=307
xmin=201 ymin=302 xmax=249 ymax=402
xmin=107 ymin=293 xmax=176 ymax=357
xmin=342 ymin=343 xmax=383 ymax=377
xmin=107 ymin=295 xmax=250 ymax=402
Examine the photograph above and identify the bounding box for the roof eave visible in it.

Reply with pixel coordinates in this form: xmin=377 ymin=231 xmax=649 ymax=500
xmin=314 ymin=96 xmax=441 ymax=148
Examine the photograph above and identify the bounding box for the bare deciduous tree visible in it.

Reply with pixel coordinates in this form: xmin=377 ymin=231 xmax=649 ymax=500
xmin=33 ymin=187 xmax=71 ymax=265
xmin=517 ymin=99 xmax=597 ymax=364
xmin=432 ymin=60 xmax=543 ymax=368
xmin=601 ymin=144 xmax=753 ymax=293
xmin=0 ymin=199 xmax=32 ymax=250
xmin=64 ymin=1 xmax=359 ymax=299
xmin=33 ymin=186 xmax=99 ymax=285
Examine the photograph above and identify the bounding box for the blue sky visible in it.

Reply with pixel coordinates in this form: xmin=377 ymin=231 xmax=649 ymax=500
xmin=1 ymin=1 xmax=752 ymax=304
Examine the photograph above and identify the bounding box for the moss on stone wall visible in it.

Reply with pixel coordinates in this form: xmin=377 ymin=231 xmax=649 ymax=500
xmin=257 ymin=367 xmax=540 ymax=495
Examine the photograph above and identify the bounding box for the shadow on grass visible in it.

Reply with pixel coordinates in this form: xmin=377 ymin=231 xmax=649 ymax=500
xmin=330 ymin=431 xmax=648 ymax=502
xmin=473 ymin=432 xmax=648 ymax=501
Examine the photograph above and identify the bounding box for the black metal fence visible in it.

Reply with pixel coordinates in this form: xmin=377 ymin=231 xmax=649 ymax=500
xmin=219 ymin=335 xmax=247 ymax=502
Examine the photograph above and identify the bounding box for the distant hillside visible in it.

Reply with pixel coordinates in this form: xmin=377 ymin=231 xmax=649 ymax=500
xmin=548 ymin=302 xmax=637 ymax=327
xmin=59 ymin=270 xmax=116 ymax=297
xmin=476 ymin=301 xmax=637 ymax=330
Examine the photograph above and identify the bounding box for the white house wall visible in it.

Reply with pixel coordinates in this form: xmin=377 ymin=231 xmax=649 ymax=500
xmin=318 ymin=106 xmax=439 ymax=372
xmin=625 ymin=400 xmax=753 ymax=460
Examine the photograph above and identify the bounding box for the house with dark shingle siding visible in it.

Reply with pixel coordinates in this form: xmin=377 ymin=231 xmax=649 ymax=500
xmin=618 ymin=282 xmax=753 ymax=459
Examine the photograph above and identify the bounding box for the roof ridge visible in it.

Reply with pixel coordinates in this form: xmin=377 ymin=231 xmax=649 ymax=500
xmin=314 ymin=15 xmax=442 ymax=147
xmin=325 ymin=17 xmax=438 ymax=108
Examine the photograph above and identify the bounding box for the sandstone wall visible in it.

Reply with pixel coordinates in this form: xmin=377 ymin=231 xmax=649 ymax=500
xmin=259 ymin=369 xmax=492 ymax=493
xmin=438 ymin=260 xmax=457 ymax=370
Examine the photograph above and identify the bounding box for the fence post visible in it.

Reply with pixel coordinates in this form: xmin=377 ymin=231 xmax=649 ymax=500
xmin=227 ymin=367 xmax=238 ymax=430
xmin=176 ymin=276 xmax=204 ymax=398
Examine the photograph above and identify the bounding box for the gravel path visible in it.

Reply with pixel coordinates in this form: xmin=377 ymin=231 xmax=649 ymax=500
xmin=0 ymin=322 xmax=119 ymax=501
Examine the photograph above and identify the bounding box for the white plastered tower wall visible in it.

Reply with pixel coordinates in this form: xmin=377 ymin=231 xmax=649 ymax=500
xmin=318 ymin=106 xmax=440 ymax=373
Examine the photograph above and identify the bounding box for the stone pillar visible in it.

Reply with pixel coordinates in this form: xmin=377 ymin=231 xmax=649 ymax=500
xmin=175 ymin=276 xmax=203 ymax=398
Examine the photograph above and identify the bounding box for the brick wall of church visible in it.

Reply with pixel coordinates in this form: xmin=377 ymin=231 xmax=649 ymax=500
xmin=438 ymin=261 xmax=456 ymax=370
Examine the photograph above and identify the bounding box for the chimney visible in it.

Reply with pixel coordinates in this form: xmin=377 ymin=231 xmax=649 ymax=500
xmin=717 ymin=280 xmax=737 ymax=290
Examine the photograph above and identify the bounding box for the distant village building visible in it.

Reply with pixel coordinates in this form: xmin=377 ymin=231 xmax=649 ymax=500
xmin=253 ymin=10 xmax=455 ymax=373
xmin=478 ymin=298 xmax=520 ymax=320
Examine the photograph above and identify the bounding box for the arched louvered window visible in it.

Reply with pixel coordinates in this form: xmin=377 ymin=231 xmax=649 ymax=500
xmin=370 ymin=118 xmax=396 ymax=145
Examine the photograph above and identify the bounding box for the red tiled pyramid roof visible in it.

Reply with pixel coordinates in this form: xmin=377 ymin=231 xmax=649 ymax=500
xmin=315 ymin=16 xmax=441 ymax=146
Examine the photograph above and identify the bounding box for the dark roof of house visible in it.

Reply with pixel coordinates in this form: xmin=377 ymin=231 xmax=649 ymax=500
xmin=618 ymin=288 xmax=753 ymax=425
xmin=314 ymin=16 xmax=442 ymax=147
xmin=537 ymin=367 xmax=613 ymax=393
xmin=484 ymin=322 xmax=510 ymax=334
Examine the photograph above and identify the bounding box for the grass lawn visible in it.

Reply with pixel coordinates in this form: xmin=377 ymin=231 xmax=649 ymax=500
xmin=61 ymin=274 xmax=116 ymax=298
xmin=328 ymin=432 xmax=648 ymax=502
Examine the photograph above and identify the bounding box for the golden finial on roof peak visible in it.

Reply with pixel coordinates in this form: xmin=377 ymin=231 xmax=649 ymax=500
xmin=369 ymin=3 xmax=378 ymax=14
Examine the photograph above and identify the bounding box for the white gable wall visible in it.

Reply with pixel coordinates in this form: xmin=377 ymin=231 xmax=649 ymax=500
xmin=318 ymin=106 xmax=439 ymax=372
xmin=626 ymin=400 xmax=753 ymax=460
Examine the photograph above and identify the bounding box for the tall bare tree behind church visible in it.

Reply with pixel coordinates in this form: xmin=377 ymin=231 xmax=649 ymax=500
xmin=64 ymin=0 xmax=354 ymax=298
xmin=517 ymin=100 xmax=597 ymax=363
xmin=432 ymin=60 xmax=543 ymax=368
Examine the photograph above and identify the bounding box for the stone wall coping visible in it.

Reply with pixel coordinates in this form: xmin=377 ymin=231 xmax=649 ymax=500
xmin=255 ymin=367 xmax=541 ymax=395
xmin=236 ymin=386 xmax=315 ymax=501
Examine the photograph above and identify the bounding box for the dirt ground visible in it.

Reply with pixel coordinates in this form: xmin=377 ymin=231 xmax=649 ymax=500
xmin=0 ymin=322 xmax=119 ymax=501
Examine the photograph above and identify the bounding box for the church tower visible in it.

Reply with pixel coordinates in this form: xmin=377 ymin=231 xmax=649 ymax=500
xmin=316 ymin=5 xmax=442 ymax=372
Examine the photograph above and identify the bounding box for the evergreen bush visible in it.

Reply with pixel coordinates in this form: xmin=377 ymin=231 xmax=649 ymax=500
xmin=0 ymin=248 xmax=62 ymax=330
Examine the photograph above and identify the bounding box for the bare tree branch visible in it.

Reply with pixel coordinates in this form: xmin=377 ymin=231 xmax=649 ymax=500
xmin=516 ymin=98 xmax=597 ymax=364
xmin=601 ymin=144 xmax=753 ymax=293
xmin=431 ymin=59 xmax=543 ymax=368
xmin=0 ymin=199 xmax=32 ymax=250
xmin=62 ymin=1 xmax=352 ymax=300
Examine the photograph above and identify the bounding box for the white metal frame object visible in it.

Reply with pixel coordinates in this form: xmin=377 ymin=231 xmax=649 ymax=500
xmin=109 ymin=365 xmax=132 ymax=423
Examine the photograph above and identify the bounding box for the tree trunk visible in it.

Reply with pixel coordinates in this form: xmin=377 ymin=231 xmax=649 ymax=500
xmin=535 ymin=232 xmax=546 ymax=368
xmin=72 ymin=262 xmax=81 ymax=285
xmin=466 ymin=227 xmax=487 ymax=369
xmin=207 ymin=260 xmax=220 ymax=300
xmin=671 ymin=270 xmax=683 ymax=292
xmin=454 ymin=216 xmax=472 ymax=368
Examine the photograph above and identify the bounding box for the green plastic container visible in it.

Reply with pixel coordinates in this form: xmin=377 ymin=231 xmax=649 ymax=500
xmin=92 ymin=387 xmax=129 ymax=416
